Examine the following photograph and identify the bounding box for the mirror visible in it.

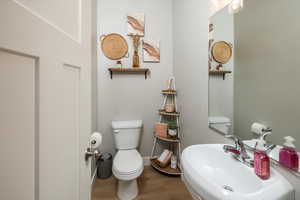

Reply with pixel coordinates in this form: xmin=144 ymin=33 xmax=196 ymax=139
xmin=208 ymin=5 xmax=234 ymax=135
xmin=208 ymin=0 xmax=300 ymax=173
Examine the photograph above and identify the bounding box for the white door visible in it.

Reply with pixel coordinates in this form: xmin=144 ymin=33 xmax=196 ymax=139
xmin=0 ymin=1 xmax=93 ymax=200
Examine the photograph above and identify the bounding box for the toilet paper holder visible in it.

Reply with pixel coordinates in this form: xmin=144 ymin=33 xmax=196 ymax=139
xmin=85 ymin=132 xmax=102 ymax=161
xmin=262 ymin=127 xmax=272 ymax=133
xmin=259 ymin=127 xmax=273 ymax=140
xmin=85 ymin=146 xmax=100 ymax=161
xmin=251 ymin=123 xmax=272 ymax=135
xmin=85 ymin=139 xmax=101 ymax=161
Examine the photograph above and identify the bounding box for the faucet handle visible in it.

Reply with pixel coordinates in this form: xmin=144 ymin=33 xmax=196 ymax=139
xmin=225 ymin=135 xmax=242 ymax=148
xmin=225 ymin=134 xmax=235 ymax=139
xmin=225 ymin=134 xmax=240 ymax=142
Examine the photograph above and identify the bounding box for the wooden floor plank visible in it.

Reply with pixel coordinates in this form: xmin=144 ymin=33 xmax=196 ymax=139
xmin=92 ymin=166 xmax=193 ymax=200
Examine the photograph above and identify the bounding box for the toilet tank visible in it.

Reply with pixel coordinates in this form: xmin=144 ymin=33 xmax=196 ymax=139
xmin=208 ymin=116 xmax=232 ymax=135
xmin=112 ymin=120 xmax=143 ymax=150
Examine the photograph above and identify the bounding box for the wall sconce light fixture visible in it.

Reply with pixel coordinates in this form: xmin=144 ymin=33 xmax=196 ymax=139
xmin=228 ymin=0 xmax=243 ymax=14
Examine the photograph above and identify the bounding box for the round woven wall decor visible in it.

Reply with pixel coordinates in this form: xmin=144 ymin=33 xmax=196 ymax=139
xmin=101 ymin=33 xmax=128 ymax=60
xmin=211 ymin=41 xmax=232 ymax=64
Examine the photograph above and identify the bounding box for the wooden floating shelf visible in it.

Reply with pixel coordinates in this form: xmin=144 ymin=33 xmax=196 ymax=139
xmin=209 ymin=70 xmax=232 ymax=80
xmin=150 ymin=158 xmax=181 ymax=176
xmin=161 ymin=89 xmax=177 ymax=95
xmin=159 ymin=110 xmax=180 ymax=117
xmin=161 ymin=91 xmax=177 ymax=95
xmin=155 ymin=135 xmax=180 ymax=143
xmin=108 ymin=67 xmax=150 ymax=79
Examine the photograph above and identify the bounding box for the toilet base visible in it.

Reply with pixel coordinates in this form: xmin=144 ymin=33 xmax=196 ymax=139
xmin=117 ymin=179 xmax=138 ymax=200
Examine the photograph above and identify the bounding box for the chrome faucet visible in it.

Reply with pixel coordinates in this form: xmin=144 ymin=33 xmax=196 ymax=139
xmin=223 ymin=135 xmax=254 ymax=168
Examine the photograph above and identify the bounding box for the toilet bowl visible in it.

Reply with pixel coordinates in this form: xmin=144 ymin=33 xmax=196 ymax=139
xmin=111 ymin=120 xmax=144 ymax=200
xmin=113 ymin=150 xmax=143 ymax=200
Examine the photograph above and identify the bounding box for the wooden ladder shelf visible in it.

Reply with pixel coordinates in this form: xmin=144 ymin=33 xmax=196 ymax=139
xmin=150 ymin=77 xmax=182 ymax=176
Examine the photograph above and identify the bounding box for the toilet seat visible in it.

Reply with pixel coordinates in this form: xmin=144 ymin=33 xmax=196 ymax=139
xmin=113 ymin=149 xmax=143 ymax=181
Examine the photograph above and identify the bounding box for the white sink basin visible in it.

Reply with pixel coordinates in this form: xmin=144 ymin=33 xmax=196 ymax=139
xmin=181 ymin=144 xmax=294 ymax=200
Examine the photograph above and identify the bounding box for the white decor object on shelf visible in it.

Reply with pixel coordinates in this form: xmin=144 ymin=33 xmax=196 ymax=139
xmin=171 ymin=155 xmax=177 ymax=169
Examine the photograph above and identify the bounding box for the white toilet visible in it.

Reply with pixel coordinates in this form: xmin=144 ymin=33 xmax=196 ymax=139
xmin=208 ymin=116 xmax=232 ymax=134
xmin=111 ymin=120 xmax=144 ymax=200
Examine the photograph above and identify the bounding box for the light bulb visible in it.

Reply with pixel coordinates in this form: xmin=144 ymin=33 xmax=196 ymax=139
xmin=228 ymin=0 xmax=243 ymax=14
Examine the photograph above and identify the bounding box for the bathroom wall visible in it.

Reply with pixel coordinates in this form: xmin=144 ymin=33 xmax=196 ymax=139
xmin=96 ymin=0 xmax=228 ymax=158
xmin=97 ymin=0 xmax=173 ymax=156
xmin=233 ymin=0 xmax=300 ymax=149
xmin=233 ymin=0 xmax=300 ymax=197
xmin=173 ymin=0 xmax=226 ymax=148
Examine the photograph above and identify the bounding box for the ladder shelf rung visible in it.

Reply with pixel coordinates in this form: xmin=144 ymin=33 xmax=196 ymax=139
xmin=150 ymin=158 xmax=181 ymax=176
xmin=159 ymin=110 xmax=180 ymax=117
xmin=154 ymin=135 xmax=180 ymax=143
xmin=161 ymin=91 xmax=177 ymax=95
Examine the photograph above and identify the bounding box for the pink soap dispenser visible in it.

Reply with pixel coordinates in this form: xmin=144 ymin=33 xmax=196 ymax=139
xmin=254 ymin=139 xmax=270 ymax=180
xmin=279 ymin=136 xmax=299 ymax=171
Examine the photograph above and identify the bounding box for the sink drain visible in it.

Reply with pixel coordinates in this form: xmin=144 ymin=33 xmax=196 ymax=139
xmin=222 ymin=185 xmax=234 ymax=192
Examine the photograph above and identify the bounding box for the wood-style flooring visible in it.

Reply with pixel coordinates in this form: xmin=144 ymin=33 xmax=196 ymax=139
xmin=92 ymin=166 xmax=193 ymax=200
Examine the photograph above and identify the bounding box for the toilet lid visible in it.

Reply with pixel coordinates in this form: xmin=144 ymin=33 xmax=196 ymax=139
xmin=208 ymin=116 xmax=231 ymax=124
xmin=113 ymin=150 xmax=143 ymax=174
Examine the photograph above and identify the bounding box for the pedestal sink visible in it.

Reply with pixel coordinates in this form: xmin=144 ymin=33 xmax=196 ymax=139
xmin=181 ymin=144 xmax=294 ymax=200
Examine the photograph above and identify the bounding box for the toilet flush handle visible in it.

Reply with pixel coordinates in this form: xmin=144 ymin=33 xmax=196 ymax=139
xmin=113 ymin=130 xmax=120 ymax=134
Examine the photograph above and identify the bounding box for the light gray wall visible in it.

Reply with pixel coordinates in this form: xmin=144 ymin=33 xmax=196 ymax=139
xmin=173 ymin=0 xmax=226 ymax=148
xmin=97 ymin=0 xmax=173 ymax=156
xmin=233 ymin=0 xmax=300 ymax=150
xmin=209 ymin=6 xmax=234 ymax=125
xmin=233 ymin=0 xmax=300 ymax=197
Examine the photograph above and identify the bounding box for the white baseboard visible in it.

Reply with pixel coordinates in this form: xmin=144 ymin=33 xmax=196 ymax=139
xmin=91 ymin=168 xmax=97 ymax=186
xmin=143 ymin=156 xmax=151 ymax=166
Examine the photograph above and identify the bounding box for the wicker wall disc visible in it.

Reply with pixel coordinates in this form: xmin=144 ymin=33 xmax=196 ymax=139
xmin=211 ymin=41 xmax=232 ymax=64
xmin=101 ymin=33 xmax=128 ymax=60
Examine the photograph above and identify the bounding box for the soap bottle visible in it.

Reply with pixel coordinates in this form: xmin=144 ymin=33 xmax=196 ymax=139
xmin=279 ymin=136 xmax=299 ymax=171
xmin=254 ymin=139 xmax=270 ymax=180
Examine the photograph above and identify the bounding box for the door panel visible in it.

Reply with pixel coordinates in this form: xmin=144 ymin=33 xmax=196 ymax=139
xmin=0 ymin=0 xmax=92 ymax=200
xmin=0 ymin=50 xmax=38 ymax=200
xmin=12 ymin=0 xmax=81 ymax=41
xmin=40 ymin=64 xmax=81 ymax=200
